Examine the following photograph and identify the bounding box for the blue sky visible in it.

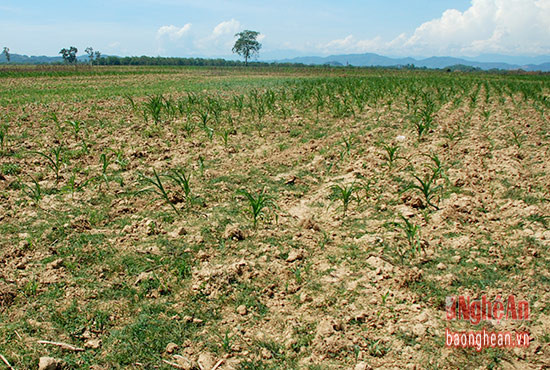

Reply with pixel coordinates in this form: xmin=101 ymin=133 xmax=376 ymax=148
xmin=1 ymin=0 xmax=549 ymax=59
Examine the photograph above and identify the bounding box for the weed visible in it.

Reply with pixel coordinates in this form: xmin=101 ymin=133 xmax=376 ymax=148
xmin=218 ymin=329 xmax=236 ymax=353
xmin=1 ymin=163 xmax=21 ymax=176
xmin=364 ymin=338 xmax=389 ymax=357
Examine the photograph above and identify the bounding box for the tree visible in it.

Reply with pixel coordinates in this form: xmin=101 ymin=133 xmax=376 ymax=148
xmin=59 ymin=46 xmax=78 ymax=64
xmin=85 ymin=47 xmax=94 ymax=65
xmin=94 ymin=51 xmax=101 ymax=64
xmin=2 ymin=47 xmax=9 ymax=63
xmin=232 ymin=30 xmax=261 ymax=66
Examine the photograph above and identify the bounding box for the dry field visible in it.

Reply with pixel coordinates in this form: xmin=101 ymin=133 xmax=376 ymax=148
xmin=0 ymin=66 xmax=549 ymax=369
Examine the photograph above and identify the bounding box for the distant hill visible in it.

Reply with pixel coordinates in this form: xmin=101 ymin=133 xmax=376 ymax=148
xmin=278 ymin=53 xmax=550 ymax=72
xmin=0 ymin=53 xmax=90 ymax=64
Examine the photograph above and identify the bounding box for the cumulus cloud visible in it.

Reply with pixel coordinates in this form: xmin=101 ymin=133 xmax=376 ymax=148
xmin=194 ymin=19 xmax=245 ymax=55
xmin=212 ymin=19 xmax=241 ymax=38
xmin=323 ymin=0 xmax=550 ymax=56
xmin=157 ymin=24 xmax=192 ymax=41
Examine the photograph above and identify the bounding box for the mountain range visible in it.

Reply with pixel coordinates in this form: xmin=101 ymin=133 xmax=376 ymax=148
xmin=277 ymin=53 xmax=550 ymax=72
xmin=1 ymin=52 xmax=549 ymax=72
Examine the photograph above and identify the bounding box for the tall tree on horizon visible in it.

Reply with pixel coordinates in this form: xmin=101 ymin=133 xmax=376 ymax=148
xmin=59 ymin=46 xmax=78 ymax=64
xmin=2 ymin=47 xmax=10 ymax=63
xmin=232 ymin=30 xmax=262 ymax=66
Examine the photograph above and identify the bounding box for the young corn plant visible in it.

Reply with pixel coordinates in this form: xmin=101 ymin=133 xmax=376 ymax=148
xmin=218 ymin=129 xmax=231 ymax=148
xmin=167 ymin=168 xmax=193 ymax=206
xmin=31 ymin=146 xmax=64 ymax=183
xmin=22 ymin=175 xmax=42 ymax=204
xmin=237 ymin=188 xmax=276 ymax=228
xmin=66 ymin=120 xmax=82 ymax=139
xmin=397 ymin=215 xmax=422 ymax=258
xmin=342 ymin=134 xmax=355 ymax=157
xmin=413 ymin=97 xmax=436 ymax=140
xmin=0 ymin=124 xmax=7 ymax=154
xmin=144 ymin=94 xmax=164 ymax=124
xmin=124 ymin=94 xmax=136 ymax=111
xmin=382 ymin=143 xmax=401 ymax=169
xmin=358 ymin=178 xmax=376 ymax=203
xmin=330 ymin=183 xmax=356 ymax=218
xmin=407 ymin=171 xmax=441 ymax=210
xmin=139 ymin=169 xmax=179 ymax=215
xmin=66 ymin=172 xmax=91 ymax=197
xmin=508 ymin=128 xmax=525 ymax=149
xmin=198 ymin=156 xmax=205 ymax=176
xmin=99 ymin=153 xmax=111 ymax=189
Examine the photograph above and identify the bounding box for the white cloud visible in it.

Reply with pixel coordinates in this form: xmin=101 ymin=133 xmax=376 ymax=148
xmin=322 ymin=0 xmax=550 ymax=56
xmin=212 ymin=19 xmax=241 ymax=38
xmin=193 ymin=19 xmax=244 ymax=55
xmin=320 ymin=34 xmax=386 ymax=54
xmin=156 ymin=24 xmax=192 ymax=41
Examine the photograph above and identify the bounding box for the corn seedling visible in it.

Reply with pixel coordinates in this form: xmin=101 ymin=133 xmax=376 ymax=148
xmin=99 ymin=153 xmax=111 ymax=189
xmin=397 ymin=215 xmax=422 ymax=258
xmin=202 ymin=125 xmax=214 ymax=141
xmin=0 ymin=124 xmax=7 ymax=154
xmin=22 ymin=175 xmax=42 ymax=203
xmin=237 ymin=188 xmax=276 ymax=228
xmin=198 ymin=110 xmax=209 ymax=127
xmin=198 ymin=156 xmax=205 ymax=176
xmin=481 ymin=108 xmax=491 ymax=121
xmin=330 ymin=183 xmax=356 ymax=218
xmin=382 ymin=143 xmax=400 ymax=169
xmin=47 ymin=111 xmax=61 ymax=131
xmin=407 ymin=171 xmax=441 ymax=210
xmin=144 ymin=94 xmax=164 ymax=124
xmin=139 ymin=169 xmax=179 ymax=214
xmin=219 ymin=129 xmax=231 ymax=148
xmin=381 ymin=290 xmax=390 ymax=305
xmin=124 ymin=94 xmax=136 ymax=111
xmin=358 ymin=178 xmax=376 ymax=203
xmin=108 ymin=148 xmax=128 ymax=170
xmin=413 ymin=97 xmax=436 ymax=139
xmin=66 ymin=172 xmax=91 ymax=197
xmin=31 ymin=146 xmax=63 ymax=183
xmin=167 ymin=168 xmax=192 ymax=205
xmin=509 ymin=128 xmax=525 ymax=149
xmin=342 ymin=134 xmax=354 ymax=157
xmin=66 ymin=120 xmax=82 ymax=139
